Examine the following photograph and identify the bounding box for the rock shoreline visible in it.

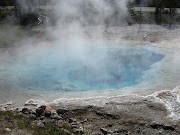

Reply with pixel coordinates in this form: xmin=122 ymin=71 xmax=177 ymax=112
xmin=0 ymin=89 xmax=180 ymax=135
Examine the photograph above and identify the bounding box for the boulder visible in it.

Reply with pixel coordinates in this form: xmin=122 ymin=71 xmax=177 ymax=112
xmin=36 ymin=108 xmax=44 ymax=117
xmin=22 ymin=108 xmax=30 ymax=114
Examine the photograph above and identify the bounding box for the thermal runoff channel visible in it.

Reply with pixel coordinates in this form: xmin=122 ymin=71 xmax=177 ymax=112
xmin=0 ymin=44 xmax=164 ymax=93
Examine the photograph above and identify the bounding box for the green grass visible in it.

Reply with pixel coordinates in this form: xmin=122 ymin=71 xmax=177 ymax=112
xmin=0 ymin=9 xmax=14 ymax=19
xmin=33 ymin=125 xmax=61 ymax=135
xmin=0 ymin=111 xmax=76 ymax=135
xmin=17 ymin=120 xmax=32 ymax=130
xmin=0 ymin=111 xmax=24 ymax=119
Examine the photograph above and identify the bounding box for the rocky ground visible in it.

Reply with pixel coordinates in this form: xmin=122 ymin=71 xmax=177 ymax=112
xmin=0 ymin=90 xmax=180 ymax=135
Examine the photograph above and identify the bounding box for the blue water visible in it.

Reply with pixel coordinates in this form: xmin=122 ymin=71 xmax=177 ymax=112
xmin=0 ymin=44 xmax=164 ymax=92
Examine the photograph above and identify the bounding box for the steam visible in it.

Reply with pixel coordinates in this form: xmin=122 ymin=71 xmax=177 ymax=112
xmin=0 ymin=0 xmax=137 ymax=104
xmin=12 ymin=0 xmax=132 ymax=85
xmin=52 ymin=0 xmax=129 ymax=33
xmin=16 ymin=0 xmax=39 ymax=13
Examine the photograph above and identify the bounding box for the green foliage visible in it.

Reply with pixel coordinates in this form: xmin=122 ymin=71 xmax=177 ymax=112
xmin=0 ymin=0 xmax=16 ymax=6
xmin=17 ymin=120 xmax=32 ymax=130
xmin=0 ymin=111 xmax=75 ymax=135
xmin=129 ymin=0 xmax=180 ymax=8
xmin=0 ymin=9 xmax=14 ymax=19
xmin=0 ymin=111 xmax=24 ymax=119
xmin=33 ymin=125 xmax=60 ymax=135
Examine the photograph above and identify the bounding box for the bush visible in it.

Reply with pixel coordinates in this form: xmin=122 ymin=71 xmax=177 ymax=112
xmin=19 ymin=13 xmax=39 ymax=26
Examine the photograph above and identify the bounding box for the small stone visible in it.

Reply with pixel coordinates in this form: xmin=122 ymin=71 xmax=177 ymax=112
xmin=37 ymin=121 xmax=45 ymax=128
xmin=29 ymin=114 xmax=36 ymax=120
xmin=163 ymin=125 xmax=175 ymax=131
xmin=73 ymin=128 xmax=84 ymax=134
xmin=39 ymin=105 xmax=46 ymax=111
xmin=31 ymin=121 xmax=37 ymax=127
xmin=71 ymin=125 xmax=78 ymax=129
xmin=40 ymin=116 xmax=44 ymax=120
xmin=14 ymin=108 xmax=21 ymax=113
xmin=41 ymin=120 xmax=46 ymax=125
xmin=100 ymin=128 xmax=108 ymax=135
xmin=50 ymin=119 xmax=56 ymax=123
xmin=150 ymin=121 xmax=161 ymax=129
xmin=22 ymin=108 xmax=30 ymax=114
xmin=158 ymin=129 xmax=163 ymax=134
xmin=56 ymin=108 xmax=69 ymax=115
xmin=45 ymin=111 xmax=51 ymax=117
xmin=108 ymin=124 xmax=113 ymax=127
xmin=71 ymin=122 xmax=77 ymax=126
xmin=5 ymin=128 xmax=12 ymax=132
xmin=54 ymin=116 xmax=63 ymax=120
xmin=83 ymin=118 xmax=88 ymax=122
xmin=69 ymin=118 xmax=77 ymax=123
xmin=29 ymin=110 xmax=36 ymax=115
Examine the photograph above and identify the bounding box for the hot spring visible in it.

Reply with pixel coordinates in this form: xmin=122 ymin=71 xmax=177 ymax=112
xmin=0 ymin=43 xmax=165 ymax=98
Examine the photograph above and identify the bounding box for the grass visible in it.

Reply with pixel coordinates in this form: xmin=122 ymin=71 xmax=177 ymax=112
xmin=0 ymin=111 xmax=76 ymax=135
xmin=0 ymin=9 xmax=14 ymax=19
xmin=0 ymin=111 xmax=24 ymax=119
xmin=33 ymin=125 xmax=61 ymax=135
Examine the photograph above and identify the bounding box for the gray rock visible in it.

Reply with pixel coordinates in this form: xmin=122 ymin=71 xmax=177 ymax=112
xmin=50 ymin=119 xmax=56 ymax=123
xmin=39 ymin=105 xmax=46 ymax=111
xmin=73 ymin=128 xmax=84 ymax=134
xmin=40 ymin=116 xmax=44 ymax=120
xmin=5 ymin=128 xmax=12 ymax=132
xmin=83 ymin=118 xmax=88 ymax=122
xmin=163 ymin=125 xmax=175 ymax=131
xmin=54 ymin=116 xmax=63 ymax=120
xmin=45 ymin=111 xmax=51 ymax=117
xmin=36 ymin=108 xmax=44 ymax=117
xmin=22 ymin=108 xmax=30 ymax=114
xmin=71 ymin=124 xmax=78 ymax=129
xmin=50 ymin=113 xmax=63 ymax=120
xmin=100 ymin=128 xmax=108 ymax=135
xmin=29 ymin=110 xmax=36 ymax=115
xmin=41 ymin=120 xmax=46 ymax=125
xmin=31 ymin=121 xmax=37 ymax=127
xmin=56 ymin=108 xmax=69 ymax=115
xmin=107 ymin=124 xmax=113 ymax=127
xmin=29 ymin=114 xmax=36 ymax=120
xmin=150 ymin=121 xmax=161 ymax=129
xmin=36 ymin=121 xmax=45 ymax=128
xmin=69 ymin=118 xmax=77 ymax=123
